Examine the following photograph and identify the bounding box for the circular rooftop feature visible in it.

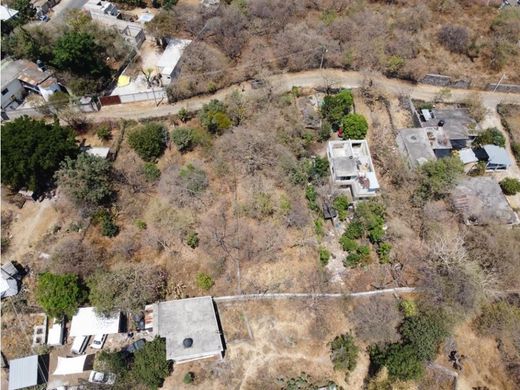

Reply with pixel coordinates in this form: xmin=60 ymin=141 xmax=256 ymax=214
xmin=183 ymin=338 xmax=193 ymax=348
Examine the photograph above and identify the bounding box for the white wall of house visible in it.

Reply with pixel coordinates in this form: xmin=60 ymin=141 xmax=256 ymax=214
xmin=38 ymin=80 xmax=61 ymax=101
xmin=1 ymin=79 xmax=24 ymax=109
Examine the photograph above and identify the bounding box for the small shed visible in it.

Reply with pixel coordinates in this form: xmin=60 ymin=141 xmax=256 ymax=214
xmin=70 ymin=307 xmax=121 ymax=337
xmin=157 ymin=38 xmax=192 ymax=83
xmin=1 ymin=262 xmax=21 ymax=299
xmin=86 ymin=147 xmax=111 ymax=159
xmin=481 ymin=144 xmax=511 ymax=171
xmin=8 ymin=355 xmax=47 ymax=390
xmin=47 ymin=320 xmax=64 ymax=346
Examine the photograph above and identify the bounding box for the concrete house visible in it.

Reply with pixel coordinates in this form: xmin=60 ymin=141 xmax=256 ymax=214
xmin=157 ymin=38 xmax=192 ymax=83
xmin=476 ymin=144 xmax=512 ymax=171
xmin=1 ymin=59 xmax=61 ymax=110
xmin=146 ymin=297 xmax=224 ymax=364
xmin=83 ymin=0 xmax=120 ymax=18
xmin=327 ymin=140 xmax=380 ymax=200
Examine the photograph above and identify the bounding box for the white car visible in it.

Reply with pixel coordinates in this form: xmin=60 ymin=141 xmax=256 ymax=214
xmin=91 ymin=334 xmax=107 ymax=349
xmin=88 ymin=371 xmax=116 ymax=385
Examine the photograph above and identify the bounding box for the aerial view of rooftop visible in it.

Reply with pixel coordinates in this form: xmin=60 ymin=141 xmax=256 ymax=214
xmin=1 ymin=0 xmax=520 ymax=389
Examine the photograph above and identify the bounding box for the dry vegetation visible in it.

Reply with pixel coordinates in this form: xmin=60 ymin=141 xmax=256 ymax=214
xmin=146 ymin=0 xmax=520 ymax=102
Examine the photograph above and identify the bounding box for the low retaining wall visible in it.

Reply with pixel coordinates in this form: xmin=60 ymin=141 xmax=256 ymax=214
xmin=486 ymin=83 xmax=520 ymax=94
xmin=420 ymin=74 xmax=471 ymax=89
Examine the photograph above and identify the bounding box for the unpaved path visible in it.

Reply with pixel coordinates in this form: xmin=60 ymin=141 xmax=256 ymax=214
xmin=91 ymin=69 xmax=520 ymax=122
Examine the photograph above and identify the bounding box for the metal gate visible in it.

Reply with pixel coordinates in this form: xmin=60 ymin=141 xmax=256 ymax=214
xmin=99 ymin=95 xmax=122 ymax=106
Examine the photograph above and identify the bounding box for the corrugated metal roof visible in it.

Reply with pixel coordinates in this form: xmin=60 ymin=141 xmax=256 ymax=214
xmin=8 ymin=355 xmax=40 ymax=390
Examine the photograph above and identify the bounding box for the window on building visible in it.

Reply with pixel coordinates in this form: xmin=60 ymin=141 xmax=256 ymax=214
xmin=1 ymin=88 xmax=9 ymax=96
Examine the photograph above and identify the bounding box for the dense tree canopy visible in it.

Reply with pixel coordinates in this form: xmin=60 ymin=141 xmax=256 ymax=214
xmin=320 ymin=89 xmax=353 ymax=130
xmin=35 ymin=273 xmax=86 ymax=318
xmin=341 ymin=113 xmax=368 ymax=139
xmin=198 ymin=100 xmax=232 ymax=134
xmin=1 ymin=117 xmax=78 ymax=191
xmin=132 ymin=337 xmax=170 ymax=389
xmin=52 ymin=31 xmax=108 ymax=76
xmin=55 ymin=153 xmax=113 ymax=207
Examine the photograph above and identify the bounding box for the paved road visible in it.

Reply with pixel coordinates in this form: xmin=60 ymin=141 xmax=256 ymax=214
xmin=92 ymin=69 xmax=520 ymax=122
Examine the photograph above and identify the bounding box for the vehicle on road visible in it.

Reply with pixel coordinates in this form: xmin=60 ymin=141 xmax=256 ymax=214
xmin=91 ymin=334 xmax=107 ymax=349
xmin=88 ymin=371 xmax=116 ymax=385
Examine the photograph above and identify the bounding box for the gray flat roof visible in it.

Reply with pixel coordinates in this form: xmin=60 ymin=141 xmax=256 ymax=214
xmin=332 ymin=157 xmax=357 ymax=176
xmin=422 ymin=108 xmax=478 ymax=140
xmin=451 ymin=177 xmax=518 ymax=225
xmin=154 ymin=297 xmax=223 ymax=362
xmin=396 ymin=128 xmax=436 ymax=168
xmin=8 ymin=355 xmax=41 ymax=390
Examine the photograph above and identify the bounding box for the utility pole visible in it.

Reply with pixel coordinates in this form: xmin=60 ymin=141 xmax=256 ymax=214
xmin=493 ymin=73 xmax=506 ymax=93
xmin=319 ymin=46 xmax=327 ymax=70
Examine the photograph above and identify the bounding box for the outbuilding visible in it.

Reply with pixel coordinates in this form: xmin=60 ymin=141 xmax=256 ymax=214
xmin=70 ymin=307 xmax=121 ymax=337
xmin=8 ymin=355 xmax=48 ymax=390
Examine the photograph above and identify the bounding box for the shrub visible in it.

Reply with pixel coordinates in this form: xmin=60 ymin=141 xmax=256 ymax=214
xmin=35 ymin=273 xmax=86 ymax=318
xmin=196 ymin=272 xmax=214 ymax=290
xmin=368 ymin=224 xmax=385 ymax=244
xmin=143 ymin=162 xmax=161 ymax=182
xmin=399 ymin=300 xmax=418 ymax=318
xmin=333 ymin=195 xmax=350 ymax=221
xmin=344 ymin=221 xmax=364 ymax=240
xmin=321 ymin=89 xmax=353 ymax=130
xmin=473 ymin=127 xmax=506 ymax=147
xmin=198 ymin=99 xmax=232 ymax=134
xmin=305 ymin=185 xmax=319 ymax=211
xmin=377 ymin=242 xmax=392 ymax=264
xmin=341 ymin=113 xmax=368 ymax=139
xmin=183 ymin=372 xmax=195 ymax=384
xmin=339 ymin=236 xmax=358 ymax=252
xmin=474 ymin=301 xmax=520 ymax=337
xmin=179 ymin=164 xmax=208 ymax=195
xmin=311 ymin=156 xmax=329 ymax=182
xmin=437 ymin=25 xmax=470 ymax=54
xmin=499 ymin=177 xmax=520 ymax=195
xmin=319 ymin=247 xmax=331 ymax=266
xmin=177 ymin=107 xmax=190 ymax=122
xmin=318 ymin=121 xmax=332 ymax=142
xmin=314 ymin=218 xmax=325 ymax=238
xmin=186 ymin=231 xmax=199 ymax=249
xmin=127 ymin=123 xmax=167 ymax=161
xmin=171 ymin=127 xmax=194 ymax=152
xmin=96 ymin=126 xmax=112 ymax=141
xmin=95 ymin=351 xmax=127 ymax=376
xmin=344 ymin=245 xmax=370 ymax=267
xmin=385 ymin=55 xmax=405 ymax=77
xmin=132 ymin=337 xmax=170 ymax=389
xmin=369 ymin=343 xmax=425 ymax=381
xmin=135 ymin=219 xmax=147 ymax=230
xmin=94 ymin=209 xmax=119 ymax=237
xmin=329 ymin=333 xmax=359 ymax=372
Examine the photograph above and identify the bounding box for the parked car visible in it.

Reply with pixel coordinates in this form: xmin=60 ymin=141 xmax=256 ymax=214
xmin=91 ymin=334 xmax=107 ymax=349
xmin=88 ymin=371 xmax=116 ymax=385
xmin=71 ymin=335 xmax=90 ymax=354
xmin=125 ymin=339 xmax=146 ymax=354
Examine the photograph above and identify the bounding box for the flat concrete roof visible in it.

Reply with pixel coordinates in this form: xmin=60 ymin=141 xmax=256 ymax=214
xmin=153 ymin=297 xmax=223 ymax=362
xmin=451 ymin=177 xmax=518 ymax=225
xmin=422 ymin=108 xmax=479 ymax=140
xmin=396 ymin=128 xmax=436 ymax=168
xmin=70 ymin=307 xmax=121 ymax=337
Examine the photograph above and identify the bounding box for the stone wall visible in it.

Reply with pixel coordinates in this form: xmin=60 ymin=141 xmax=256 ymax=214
xmin=485 ymin=83 xmax=520 ymax=94
xmin=420 ymin=74 xmax=471 ymax=89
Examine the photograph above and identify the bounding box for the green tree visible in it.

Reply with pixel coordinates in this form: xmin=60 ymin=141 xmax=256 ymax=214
xmin=35 ymin=273 xmax=86 ymax=318
xmin=399 ymin=312 xmax=449 ymax=361
xmin=319 ymin=247 xmax=331 ymax=266
xmin=94 ymin=209 xmax=119 ymax=237
xmin=127 ymin=123 xmax=167 ymax=161
xmin=87 ymin=265 xmax=167 ymax=314
xmin=1 ymin=117 xmax=78 ymax=191
xmin=96 ymin=126 xmax=112 ymax=141
xmin=332 ymin=195 xmax=350 ymax=221
xmin=196 ymin=272 xmax=214 ymax=290
xmin=186 ymin=231 xmax=199 ymax=249
xmin=473 ymin=127 xmax=506 ymax=147
xmin=341 ymin=113 xmax=368 ymax=139
xmin=52 ymin=31 xmax=108 ymax=76
xmin=132 ymin=337 xmax=170 ymax=389
xmin=416 ymin=156 xmax=464 ymax=201
xmin=330 ymin=333 xmax=359 ymax=372
xmin=55 ymin=153 xmax=113 ymax=207
xmin=171 ymin=127 xmax=194 ymax=152
xmin=320 ymin=89 xmax=353 ymax=130
xmin=369 ymin=343 xmax=425 ymax=381
xmin=499 ymin=177 xmax=520 ymax=195
xmin=198 ymin=99 xmax=232 ymax=134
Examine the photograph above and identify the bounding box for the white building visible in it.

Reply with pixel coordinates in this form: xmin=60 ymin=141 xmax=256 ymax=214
xmin=157 ymin=38 xmax=192 ymax=83
xmin=83 ymin=0 xmax=119 ymax=18
xmin=327 ymin=140 xmax=380 ymax=200
xmin=0 ymin=5 xmax=19 ymax=22
xmin=70 ymin=307 xmax=121 ymax=337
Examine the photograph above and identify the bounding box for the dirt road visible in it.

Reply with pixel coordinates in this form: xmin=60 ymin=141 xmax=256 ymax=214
xmin=91 ymin=69 xmax=520 ymax=122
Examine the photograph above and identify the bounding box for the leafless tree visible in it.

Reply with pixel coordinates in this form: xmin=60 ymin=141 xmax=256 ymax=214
xmin=437 ymin=25 xmax=470 ymax=54
xmin=50 ymin=237 xmax=107 ymax=277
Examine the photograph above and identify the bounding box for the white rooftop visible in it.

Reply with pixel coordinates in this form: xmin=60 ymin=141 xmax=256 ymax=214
xmin=151 ymin=297 xmax=223 ymax=363
xmin=86 ymin=147 xmax=110 ymax=159
xmin=483 ymin=144 xmax=511 ymax=167
xmin=157 ymin=38 xmax=192 ymax=77
xmin=70 ymin=307 xmax=121 ymax=337
xmin=47 ymin=321 xmax=64 ymax=346
xmin=8 ymin=355 xmax=41 ymax=390
xmin=0 ymin=5 xmax=19 ymax=21
xmin=1 ymin=262 xmax=20 ymax=298
xmin=459 ymin=148 xmax=478 ymax=165
xmin=53 ymin=355 xmax=88 ymax=376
